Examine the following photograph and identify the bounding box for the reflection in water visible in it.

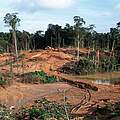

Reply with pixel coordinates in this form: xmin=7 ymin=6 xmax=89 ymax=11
xmin=93 ymin=80 xmax=110 ymax=85
xmin=73 ymin=72 xmax=120 ymax=85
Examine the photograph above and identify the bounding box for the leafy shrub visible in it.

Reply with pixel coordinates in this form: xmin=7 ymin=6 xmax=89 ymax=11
xmin=0 ymin=75 xmax=2 ymax=80
xmin=71 ymin=55 xmax=118 ymax=75
xmin=21 ymin=70 xmax=57 ymax=84
xmin=1 ymin=99 xmax=120 ymax=120
xmin=0 ymin=104 xmax=16 ymax=120
xmin=86 ymin=51 xmax=96 ymax=60
xmin=59 ymin=78 xmax=65 ymax=82
xmin=20 ymin=53 xmax=26 ymax=58
xmin=0 ymin=49 xmax=4 ymax=54
xmin=75 ymin=58 xmax=96 ymax=75
xmin=85 ymin=101 xmax=120 ymax=120
xmin=60 ymin=54 xmax=119 ymax=75
xmin=99 ymin=55 xmax=117 ymax=72
xmin=0 ymin=75 xmax=8 ymax=87
xmin=15 ymin=98 xmax=72 ymax=120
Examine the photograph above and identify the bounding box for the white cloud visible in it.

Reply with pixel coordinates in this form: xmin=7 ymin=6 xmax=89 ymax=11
xmin=39 ymin=0 xmax=73 ymax=9
xmin=75 ymin=7 xmax=114 ymax=33
xmin=9 ymin=0 xmax=74 ymax=12
xmin=115 ymin=3 xmax=120 ymax=9
xmin=77 ymin=7 xmax=111 ymax=18
xmin=18 ymin=12 xmax=72 ymax=33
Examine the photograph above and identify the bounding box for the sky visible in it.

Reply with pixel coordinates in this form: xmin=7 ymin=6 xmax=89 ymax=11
xmin=0 ymin=0 xmax=120 ymax=33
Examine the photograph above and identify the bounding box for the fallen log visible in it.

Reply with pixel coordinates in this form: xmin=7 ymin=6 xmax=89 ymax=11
xmin=63 ymin=78 xmax=98 ymax=91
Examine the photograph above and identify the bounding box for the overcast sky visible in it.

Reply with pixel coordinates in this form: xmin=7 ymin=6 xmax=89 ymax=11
xmin=0 ymin=0 xmax=120 ymax=33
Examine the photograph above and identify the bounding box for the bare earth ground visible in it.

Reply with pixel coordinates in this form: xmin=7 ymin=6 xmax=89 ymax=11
xmin=0 ymin=47 xmax=120 ymax=119
xmin=0 ymin=82 xmax=72 ymax=108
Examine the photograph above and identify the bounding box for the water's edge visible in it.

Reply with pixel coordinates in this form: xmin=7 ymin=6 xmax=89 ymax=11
xmin=72 ymin=72 xmax=120 ymax=85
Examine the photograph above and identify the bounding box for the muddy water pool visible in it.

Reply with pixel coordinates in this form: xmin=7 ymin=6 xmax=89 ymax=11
xmin=72 ymin=72 xmax=120 ymax=85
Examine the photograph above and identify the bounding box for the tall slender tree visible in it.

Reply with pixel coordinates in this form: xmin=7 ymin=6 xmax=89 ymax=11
xmin=4 ymin=13 xmax=20 ymax=57
xmin=73 ymin=16 xmax=86 ymax=60
xmin=86 ymin=24 xmax=96 ymax=49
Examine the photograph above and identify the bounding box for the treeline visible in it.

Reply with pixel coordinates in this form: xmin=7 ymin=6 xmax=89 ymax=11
xmin=0 ymin=15 xmax=120 ymax=56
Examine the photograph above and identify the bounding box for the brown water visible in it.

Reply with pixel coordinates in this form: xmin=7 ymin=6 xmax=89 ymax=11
xmin=72 ymin=72 xmax=120 ymax=85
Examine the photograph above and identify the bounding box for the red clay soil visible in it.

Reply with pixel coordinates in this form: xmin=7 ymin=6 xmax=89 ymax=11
xmin=0 ymin=48 xmax=120 ymax=119
xmin=0 ymin=82 xmax=72 ymax=108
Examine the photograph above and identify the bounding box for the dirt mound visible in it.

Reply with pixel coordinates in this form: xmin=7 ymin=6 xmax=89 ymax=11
xmin=56 ymin=47 xmax=93 ymax=57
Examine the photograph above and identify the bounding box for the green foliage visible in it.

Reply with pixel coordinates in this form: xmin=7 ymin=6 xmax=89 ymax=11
xmin=0 ymin=104 xmax=16 ymax=120
xmin=102 ymin=102 xmax=120 ymax=119
xmin=15 ymin=98 xmax=72 ymax=120
xmin=85 ymin=101 xmax=120 ymax=120
xmin=62 ymin=53 xmax=118 ymax=75
xmin=4 ymin=13 xmax=20 ymax=29
xmin=0 ymin=75 xmax=8 ymax=87
xmin=89 ymin=51 xmax=96 ymax=59
xmin=0 ymin=99 xmax=120 ymax=120
xmin=60 ymin=51 xmax=119 ymax=75
xmin=99 ymin=55 xmax=117 ymax=72
xmin=75 ymin=58 xmax=96 ymax=75
xmin=0 ymin=50 xmax=4 ymax=54
xmin=20 ymin=53 xmax=26 ymax=59
xmin=21 ymin=70 xmax=57 ymax=84
xmin=10 ymin=63 xmax=13 ymax=72
xmin=59 ymin=78 xmax=65 ymax=82
xmin=0 ymin=75 xmax=2 ymax=80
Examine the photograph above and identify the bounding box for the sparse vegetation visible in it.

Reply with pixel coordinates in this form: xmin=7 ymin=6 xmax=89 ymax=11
xmin=16 ymin=98 xmax=72 ymax=120
xmin=0 ymin=99 xmax=120 ymax=120
xmin=99 ymin=55 xmax=117 ymax=72
xmin=85 ymin=101 xmax=120 ymax=120
xmin=0 ymin=98 xmax=73 ymax=120
xmin=75 ymin=58 xmax=96 ymax=75
xmin=21 ymin=70 xmax=57 ymax=84
xmin=60 ymin=54 xmax=119 ymax=75
xmin=0 ymin=75 xmax=8 ymax=87
xmin=0 ymin=104 xmax=16 ymax=120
